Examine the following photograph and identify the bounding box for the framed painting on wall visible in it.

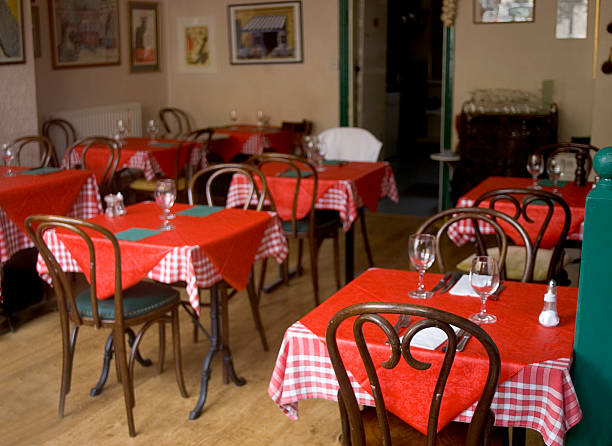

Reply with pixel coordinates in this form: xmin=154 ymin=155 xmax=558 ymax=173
xmin=48 ymin=0 xmax=121 ymax=69
xmin=228 ymin=1 xmax=303 ymax=65
xmin=128 ymin=1 xmax=160 ymax=72
xmin=0 ymin=0 xmax=25 ymax=65
xmin=474 ymin=0 xmax=535 ymax=24
xmin=177 ymin=16 xmax=216 ymax=73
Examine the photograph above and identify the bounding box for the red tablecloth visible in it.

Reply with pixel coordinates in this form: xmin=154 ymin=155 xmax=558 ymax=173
xmin=227 ymin=161 xmax=399 ymax=231
xmin=210 ymin=125 xmax=292 ymax=162
xmin=449 ymin=176 xmax=590 ymax=248
xmin=63 ymin=137 xmax=204 ymax=184
xmin=36 ymin=202 xmax=288 ymax=313
xmin=269 ymin=268 xmax=581 ymax=446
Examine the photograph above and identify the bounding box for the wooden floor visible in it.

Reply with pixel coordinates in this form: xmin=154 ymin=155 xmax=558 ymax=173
xmin=0 ymin=213 xmax=546 ymax=445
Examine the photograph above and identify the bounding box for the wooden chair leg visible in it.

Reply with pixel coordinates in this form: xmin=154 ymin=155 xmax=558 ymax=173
xmin=308 ymin=237 xmax=320 ymax=307
xmin=59 ymin=321 xmax=78 ymax=418
xmin=114 ymin=328 xmax=136 ymax=437
xmin=157 ymin=321 xmax=166 ymax=374
xmin=171 ymin=308 xmax=188 ymax=397
xmin=257 ymin=258 xmax=268 ymax=298
xmin=296 ymin=239 xmax=304 ymax=275
xmin=246 ymin=271 xmax=269 ymax=351
xmin=358 ymin=207 xmax=374 ymax=267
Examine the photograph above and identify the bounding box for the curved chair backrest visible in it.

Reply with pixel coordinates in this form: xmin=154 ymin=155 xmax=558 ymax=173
xmin=326 ymin=302 xmax=501 ymax=446
xmin=10 ymin=135 xmax=56 ymax=168
xmin=42 ymin=118 xmax=77 ymax=166
xmin=251 ymin=153 xmax=318 ymax=237
xmin=25 ymin=214 xmax=124 ymax=330
xmin=65 ymin=136 xmax=121 ymax=197
xmin=318 ymin=127 xmax=382 ymax=162
xmin=417 ymin=207 xmax=534 ymax=282
xmin=188 ymin=163 xmax=268 ymax=211
xmin=159 ymin=107 xmax=192 ymax=139
xmin=179 ymin=127 xmax=216 ymax=179
xmin=535 ymin=143 xmax=600 ymax=186
xmin=473 ymin=188 xmax=570 ymax=283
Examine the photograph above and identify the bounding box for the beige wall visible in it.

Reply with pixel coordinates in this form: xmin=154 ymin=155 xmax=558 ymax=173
xmin=591 ymin=1 xmax=612 ymax=148
xmin=164 ymin=0 xmax=339 ymax=134
xmin=453 ymin=0 xmax=597 ymax=146
xmin=34 ymin=0 xmax=168 ymax=134
xmin=0 ymin=3 xmax=39 ymax=153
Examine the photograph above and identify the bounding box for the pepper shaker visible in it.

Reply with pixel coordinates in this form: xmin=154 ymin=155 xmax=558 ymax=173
xmin=539 ymin=279 xmax=560 ymax=327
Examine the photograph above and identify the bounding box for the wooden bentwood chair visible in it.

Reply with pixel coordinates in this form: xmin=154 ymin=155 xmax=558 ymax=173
xmin=417 ymin=207 xmax=534 ymax=283
xmin=159 ymin=107 xmax=192 ymax=139
xmin=10 ymin=135 xmax=57 ymax=169
xmin=25 ymin=215 xmax=188 ymax=437
xmin=326 ymin=302 xmax=502 ymax=445
xmin=252 ymin=153 xmax=341 ymax=307
xmin=187 ymin=163 xmax=270 ymax=351
xmin=42 ymin=118 xmax=77 ymax=167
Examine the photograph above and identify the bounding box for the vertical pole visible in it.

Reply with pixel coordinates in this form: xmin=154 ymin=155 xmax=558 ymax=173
xmin=439 ymin=25 xmax=454 ymax=210
xmin=566 ymin=147 xmax=612 ymax=445
xmin=339 ymin=0 xmax=349 ymax=127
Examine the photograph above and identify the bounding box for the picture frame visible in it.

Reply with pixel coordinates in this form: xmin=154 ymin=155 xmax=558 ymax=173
xmin=0 ymin=0 xmax=25 ymax=65
xmin=48 ymin=0 xmax=120 ymax=69
xmin=177 ymin=16 xmax=216 ymax=73
xmin=474 ymin=0 xmax=535 ymax=24
xmin=228 ymin=1 xmax=303 ymax=65
xmin=128 ymin=1 xmax=160 ymax=72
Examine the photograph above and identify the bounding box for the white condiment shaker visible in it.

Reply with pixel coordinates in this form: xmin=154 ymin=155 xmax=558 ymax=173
xmin=539 ymin=279 xmax=560 ymax=327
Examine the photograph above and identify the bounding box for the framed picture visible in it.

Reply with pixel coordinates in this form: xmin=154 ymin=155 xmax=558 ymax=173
xmin=128 ymin=1 xmax=160 ymax=72
xmin=0 ymin=0 xmax=25 ymax=64
xmin=177 ymin=16 xmax=216 ymax=73
xmin=48 ymin=0 xmax=120 ymax=69
xmin=474 ymin=0 xmax=535 ymax=24
xmin=228 ymin=1 xmax=303 ymax=65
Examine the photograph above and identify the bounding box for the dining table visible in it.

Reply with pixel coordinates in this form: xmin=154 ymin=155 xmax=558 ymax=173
xmin=226 ymin=160 xmax=399 ymax=284
xmin=0 ymin=166 xmax=103 ymax=300
xmin=35 ymin=201 xmax=288 ymax=419
xmin=448 ymin=176 xmax=592 ymax=247
xmin=210 ymin=124 xmax=293 ymax=162
xmin=63 ymin=137 xmax=210 ymax=185
xmin=268 ymin=268 xmax=582 ymax=446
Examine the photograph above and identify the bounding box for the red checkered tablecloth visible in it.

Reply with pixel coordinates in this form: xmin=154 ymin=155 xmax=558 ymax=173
xmin=226 ymin=162 xmax=398 ymax=232
xmin=36 ymin=210 xmax=287 ymax=314
xmin=269 ymin=321 xmax=581 ymax=446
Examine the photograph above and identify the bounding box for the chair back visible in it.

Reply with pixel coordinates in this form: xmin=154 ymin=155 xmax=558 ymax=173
xmin=535 ymin=143 xmax=600 ymax=186
xmin=25 ymin=215 xmax=125 ymax=330
xmin=417 ymin=207 xmax=534 ymax=282
xmin=10 ymin=136 xmax=57 ymax=168
xmin=318 ymin=127 xmax=382 ymax=162
xmin=159 ymin=107 xmax=192 ymax=139
xmin=473 ymin=188 xmax=570 ymax=282
xmin=179 ymin=127 xmax=216 ymax=179
xmin=326 ymin=302 xmax=501 ymax=446
xmin=281 ymin=120 xmax=313 ymax=155
xmin=251 ymin=153 xmax=318 ymax=237
xmin=66 ymin=136 xmax=121 ymax=197
xmin=42 ymin=118 xmax=77 ymax=166
xmin=188 ymin=163 xmax=268 ymax=211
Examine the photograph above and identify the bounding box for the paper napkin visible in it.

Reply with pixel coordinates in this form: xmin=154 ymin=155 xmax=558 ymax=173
xmin=448 ymin=275 xmax=480 ymax=297
xmin=176 ymin=205 xmax=224 ymax=217
xmin=322 ymin=160 xmax=347 ymax=166
xmin=20 ymin=167 xmax=62 ymax=175
xmin=278 ymin=170 xmax=313 ymax=178
xmin=538 ymin=179 xmax=568 ymax=187
xmin=403 ymin=325 xmax=460 ymax=350
xmin=115 ymin=228 xmax=161 ymax=241
xmin=148 ymin=141 xmax=176 ymax=148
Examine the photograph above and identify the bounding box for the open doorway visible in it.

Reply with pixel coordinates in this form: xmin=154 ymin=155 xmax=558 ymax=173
xmin=354 ymin=0 xmax=443 ymax=216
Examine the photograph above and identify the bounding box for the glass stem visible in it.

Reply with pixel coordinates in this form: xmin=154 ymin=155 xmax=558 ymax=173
xmin=532 ymin=174 xmax=538 ymax=187
xmin=417 ymin=269 xmax=425 ymax=291
xmin=479 ymin=296 xmax=488 ymax=316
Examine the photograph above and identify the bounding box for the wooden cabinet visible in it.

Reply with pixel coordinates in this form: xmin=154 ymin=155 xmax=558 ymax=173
xmin=451 ymin=106 xmax=558 ymax=201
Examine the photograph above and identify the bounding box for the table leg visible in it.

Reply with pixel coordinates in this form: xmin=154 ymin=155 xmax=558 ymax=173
xmin=189 ymin=283 xmax=245 ymax=421
xmin=344 ymin=225 xmax=355 ymax=285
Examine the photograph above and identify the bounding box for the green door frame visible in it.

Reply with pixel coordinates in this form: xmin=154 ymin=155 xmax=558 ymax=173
xmin=338 ymin=0 xmax=454 ymax=209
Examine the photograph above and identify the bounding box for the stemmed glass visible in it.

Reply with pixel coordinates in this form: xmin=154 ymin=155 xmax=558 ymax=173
xmin=230 ymin=109 xmax=238 ymax=123
xmin=302 ymin=135 xmax=325 ymax=171
xmin=256 ymin=110 xmax=265 ymax=127
xmin=115 ymin=119 xmax=128 ymax=146
xmin=526 ymin=154 xmax=544 ymax=189
xmin=408 ymin=234 xmax=436 ymax=299
xmin=146 ymin=119 xmax=159 ymax=141
xmin=547 ymin=156 xmax=563 ymax=195
xmin=154 ymin=179 xmax=176 ymax=231
xmin=2 ymin=143 xmax=16 ymax=177
xmin=469 ymin=256 xmax=500 ymax=324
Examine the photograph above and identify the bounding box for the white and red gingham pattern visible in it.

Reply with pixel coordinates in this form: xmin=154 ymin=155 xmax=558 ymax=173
xmin=241 ymin=134 xmax=272 ymax=155
xmin=447 ymin=197 xmax=584 ymax=247
xmin=36 ymin=212 xmax=287 ymax=314
xmin=268 ymin=321 xmax=582 ymax=446
xmin=227 ymin=163 xmax=399 ymax=232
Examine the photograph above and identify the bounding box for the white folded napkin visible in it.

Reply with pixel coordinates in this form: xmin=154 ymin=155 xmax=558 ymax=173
xmin=402 ymin=325 xmax=460 ymax=350
xmin=448 ymin=274 xmax=480 ymax=297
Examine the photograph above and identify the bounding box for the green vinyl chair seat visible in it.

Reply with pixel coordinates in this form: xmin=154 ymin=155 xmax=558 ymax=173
xmin=281 ymin=210 xmax=341 ymax=234
xmin=75 ymin=281 xmax=180 ymax=320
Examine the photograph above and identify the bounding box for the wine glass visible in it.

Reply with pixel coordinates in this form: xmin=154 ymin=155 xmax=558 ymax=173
xmin=547 ymin=156 xmax=563 ymax=195
xmin=116 ymin=119 xmax=128 ymax=146
xmin=469 ymin=256 xmax=499 ymax=324
xmin=146 ymin=119 xmax=159 ymax=141
xmin=229 ymin=109 xmax=238 ymax=123
xmin=154 ymin=179 xmax=176 ymax=231
xmin=256 ymin=110 xmax=264 ymax=127
xmin=2 ymin=143 xmax=16 ymax=177
xmin=408 ymin=234 xmax=436 ymax=299
xmin=302 ymin=135 xmax=325 ymax=171
xmin=526 ymin=153 xmax=544 ymax=189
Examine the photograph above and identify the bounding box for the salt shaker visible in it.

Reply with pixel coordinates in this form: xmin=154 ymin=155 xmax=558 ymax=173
xmin=539 ymin=279 xmax=560 ymax=327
